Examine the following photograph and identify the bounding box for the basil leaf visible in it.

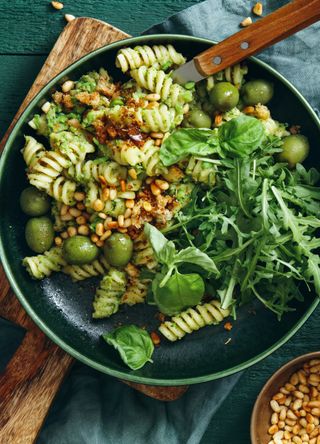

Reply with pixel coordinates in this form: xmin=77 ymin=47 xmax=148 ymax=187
xmin=144 ymin=223 xmax=168 ymax=255
xmin=153 ymin=271 xmax=204 ymax=316
xmin=103 ymin=325 xmax=154 ymax=370
xmin=219 ymin=115 xmax=265 ymax=157
xmin=174 ymin=246 xmax=219 ymax=275
xmin=160 ymin=128 xmax=219 ymax=166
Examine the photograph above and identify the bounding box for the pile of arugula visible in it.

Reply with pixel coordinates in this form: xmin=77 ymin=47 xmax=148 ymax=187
xmin=146 ymin=115 xmax=320 ymax=319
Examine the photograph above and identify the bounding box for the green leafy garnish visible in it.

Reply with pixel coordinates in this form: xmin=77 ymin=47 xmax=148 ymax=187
xmin=144 ymin=223 xmax=218 ymax=315
xmin=103 ymin=325 xmax=154 ymax=370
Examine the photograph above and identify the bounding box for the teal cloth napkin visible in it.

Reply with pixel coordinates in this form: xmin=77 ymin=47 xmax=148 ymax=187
xmin=1 ymin=1 xmax=319 ymax=443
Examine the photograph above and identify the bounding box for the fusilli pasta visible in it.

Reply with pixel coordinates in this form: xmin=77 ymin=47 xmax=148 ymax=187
xmin=185 ymin=157 xmax=216 ymax=186
xmin=22 ymin=247 xmax=66 ymax=280
xmin=63 ymin=255 xmax=110 ymax=281
xmin=92 ymin=268 xmax=127 ymax=319
xmin=159 ymin=300 xmax=230 ymax=341
xmin=22 ymin=136 xmax=46 ymax=169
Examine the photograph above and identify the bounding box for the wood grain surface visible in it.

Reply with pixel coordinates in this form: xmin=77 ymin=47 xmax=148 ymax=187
xmin=0 ymin=17 xmax=185 ymax=444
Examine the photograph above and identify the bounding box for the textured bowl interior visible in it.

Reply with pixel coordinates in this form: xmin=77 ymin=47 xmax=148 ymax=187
xmin=0 ymin=35 xmax=319 ymax=385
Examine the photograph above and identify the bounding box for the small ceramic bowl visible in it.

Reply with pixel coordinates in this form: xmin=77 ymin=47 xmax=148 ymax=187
xmin=251 ymin=351 xmax=320 ymax=444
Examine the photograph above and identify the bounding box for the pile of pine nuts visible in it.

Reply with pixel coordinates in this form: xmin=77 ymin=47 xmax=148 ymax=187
xmin=268 ymin=359 xmax=320 ymax=444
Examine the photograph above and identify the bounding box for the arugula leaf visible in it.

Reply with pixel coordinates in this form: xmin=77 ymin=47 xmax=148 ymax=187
xmin=153 ymin=272 xmax=205 ymax=315
xmin=102 ymin=325 xmax=154 ymax=370
xmin=159 ymin=128 xmax=220 ymax=166
xmin=219 ymin=115 xmax=265 ymax=157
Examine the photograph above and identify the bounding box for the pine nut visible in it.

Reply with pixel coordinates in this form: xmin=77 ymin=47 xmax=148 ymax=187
xmin=274 ymin=393 xmax=285 ymax=401
xmin=301 ymin=433 xmax=309 ymax=441
xmin=288 ymin=410 xmax=298 ymax=420
xmin=307 ymin=414 xmax=315 ymax=424
xmin=125 ymin=199 xmax=135 ymax=209
xmin=117 ymin=228 xmax=128 ymax=233
xmin=281 ymin=387 xmax=290 ymax=395
xmin=307 ymin=424 xmax=315 ymax=434
xmin=78 ymin=225 xmax=90 ymax=236
xmin=269 ymin=425 xmax=279 ymax=435
xmin=128 ymin=168 xmax=137 ymax=180
xmin=54 ymin=236 xmax=62 ymax=246
xmin=107 ymin=221 xmax=118 ymax=229
xmin=183 ymin=104 xmax=190 ymax=114
xmin=146 ymin=93 xmax=161 ymax=101
xmin=120 ymin=180 xmax=126 ymax=192
xmin=293 ymin=437 xmax=303 ymax=444
xmin=151 ymin=182 xmax=161 ymax=196
xmin=286 ymin=384 xmax=297 ymax=392
xmin=143 ymin=201 xmax=152 ymax=212
xmin=240 ymin=17 xmax=252 ymax=27
xmin=155 ymin=138 xmax=161 ymax=146
xmin=272 ymin=413 xmax=279 ymax=424
xmin=124 ymin=218 xmax=131 ymax=228
xmin=291 ymin=374 xmax=300 ymax=386
xmin=311 ymin=408 xmax=320 ymax=417
xmin=280 ymin=408 xmax=287 ymax=420
xmin=76 ymin=202 xmax=85 ymax=210
xmin=284 ymin=430 xmax=292 ymax=440
xmin=67 ymin=226 xmax=77 ymax=237
xmin=61 ymin=231 xmax=69 ymax=239
xmin=124 ymin=208 xmax=132 ymax=218
xmin=294 ymin=400 xmax=303 ymax=411
xmin=41 ymin=101 xmax=51 ymax=113
xmin=278 ymin=420 xmax=285 ymax=429
xmin=96 ymin=223 xmax=104 ymax=236
xmin=293 ymin=425 xmax=301 ymax=435
xmin=102 ymin=188 xmax=110 ymax=201
xmin=309 ymin=402 xmax=320 ymax=409
xmin=96 ymin=240 xmax=104 ymax=247
xmin=286 ymin=419 xmax=296 ymax=426
xmin=69 ymin=208 xmax=81 ymax=217
xmin=62 ymin=80 xmax=74 ymax=93
xmin=295 ymin=391 xmax=305 ymax=399
xmin=61 ymin=213 xmax=73 ymax=221
xmin=300 ymin=419 xmax=308 ymax=428
xmin=91 ymin=234 xmax=99 ymax=243
xmin=93 ymin=199 xmax=104 ymax=212
xmin=51 ymin=1 xmax=64 ymax=9
xmin=150 ymin=132 xmax=164 ymax=139
xmin=310 ymin=438 xmax=317 ymax=444
xmin=60 ymin=204 xmax=69 ymax=216
xmin=300 ymin=410 xmax=307 ymax=417
xmin=252 ymin=2 xmax=263 ymax=16
xmin=300 ymin=385 xmax=310 ymax=394
xmin=109 ymin=188 xmax=117 ymax=200
xmin=310 ymin=375 xmax=320 ymax=384
xmin=299 ymin=372 xmax=308 ymax=384
xmin=274 ymin=431 xmax=284 ymax=440
xmin=285 ymin=425 xmax=293 ymax=432
xmin=65 ymin=13 xmax=75 ymax=22
xmin=285 ymin=396 xmax=292 ymax=407
xmin=155 ymin=179 xmax=169 ymax=190
xmin=145 ymin=177 xmax=153 ymax=184
xmin=98 ymin=212 xmax=107 ymax=220
xmin=271 ymin=400 xmax=281 ymax=413
xmin=100 ymin=230 xmax=112 ymax=241
xmin=118 ymin=215 xmax=124 ymax=227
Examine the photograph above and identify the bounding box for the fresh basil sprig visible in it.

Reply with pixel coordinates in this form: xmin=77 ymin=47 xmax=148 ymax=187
xmin=159 ymin=115 xmax=265 ymax=166
xmin=103 ymin=325 xmax=154 ymax=370
xmin=144 ymin=224 xmax=218 ymax=315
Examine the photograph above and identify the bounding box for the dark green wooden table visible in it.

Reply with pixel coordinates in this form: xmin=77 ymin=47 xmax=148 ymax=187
xmin=1 ymin=1 xmax=319 ymax=442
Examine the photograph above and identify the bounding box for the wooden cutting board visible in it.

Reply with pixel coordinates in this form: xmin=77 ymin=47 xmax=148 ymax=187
xmin=0 ymin=17 xmax=188 ymax=444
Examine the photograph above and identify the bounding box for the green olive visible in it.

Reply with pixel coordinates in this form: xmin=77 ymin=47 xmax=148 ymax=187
xmin=241 ymin=79 xmax=274 ymax=106
xmin=103 ymin=233 xmax=133 ymax=267
xmin=63 ymin=235 xmax=99 ymax=265
xmin=20 ymin=187 xmax=50 ymax=216
xmin=188 ymin=108 xmax=212 ymax=128
xmin=278 ymin=134 xmax=310 ymax=168
xmin=209 ymin=82 xmax=239 ymax=112
xmin=25 ymin=216 xmax=54 ymax=253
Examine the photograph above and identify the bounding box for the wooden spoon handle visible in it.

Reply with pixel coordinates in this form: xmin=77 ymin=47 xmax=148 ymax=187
xmin=194 ymin=0 xmax=320 ymax=77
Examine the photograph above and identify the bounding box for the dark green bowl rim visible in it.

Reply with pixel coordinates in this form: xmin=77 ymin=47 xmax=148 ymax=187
xmin=1 ymin=33 xmax=319 ymax=386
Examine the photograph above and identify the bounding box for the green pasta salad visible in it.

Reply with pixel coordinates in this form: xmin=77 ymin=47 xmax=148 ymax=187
xmin=20 ymin=44 xmax=320 ymax=370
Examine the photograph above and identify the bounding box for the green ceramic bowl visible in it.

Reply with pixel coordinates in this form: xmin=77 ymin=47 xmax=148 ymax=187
xmin=0 ymin=35 xmax=319 ymax=386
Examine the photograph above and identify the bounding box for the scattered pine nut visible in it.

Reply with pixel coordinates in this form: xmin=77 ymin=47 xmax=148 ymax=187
xmin=65 ymin=13 xmax=75 ymax=22
xmin=41 ymin=101 xmax=51 ymax=113
xmin=67 ymin=226 xmax=77 ymax=237
xmin=51 ymin=1 xmax=64 ymax=10
xmin=92 ymin=199 xmax=104 ymax=212
xmin=224 ymin=322 xmax=233 ymax=331
xmin=253 ymin=2 xmax=263 ymax=16
xmin=150 ymin=331 xmax=161 ymax=345
xmin=62 ymin=80 xmax=74 ymax=93
xmin=120 ymin=180 xmax=126 ymax=192
xmin=128 ymin=168 xmax=137 ymax=180
xmin=78 ymin=225 xmax=90 ymax=236
xmin=240 ymin=17 xmax=253 ymax=27
xmin=126 ymin=199 xmax=135 ymax=209
xmin=54 ymin=236 xmax=62 ymax=246
xmin=150 ymin=182 xmax=161 ymax=196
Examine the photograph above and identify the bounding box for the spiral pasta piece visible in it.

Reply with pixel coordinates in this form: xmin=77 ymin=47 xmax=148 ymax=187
xmin=68 ymin=160 xmax=127 ymax=185
xmin=206 ymin=63 xmax=248 ymax=91
xmin=92 ymin=268 xmax=127 ymax=319
xmin=22 ymin=136 xmax=46 ymax=169
xmin=131 ymin=66 xmax=192 ymax=107
xmin=133 ymin=233 xmax=158 ymax=270
xmin=22 ymin=247 xmax=66 ymax=280
xmin=185 ymin=157 xmax=216 ymax=186
xmin=49 ymin=176 xmax=77 ymax=205
xmin=116 ymin=44 xmax=186 ymax=73
xmin=141 ymin=139 xmax=167 ymax=177
xmin=28 ymin=150 xmax=71 ymax=191
xmin=50 ymin=131 xmax=95 ymax=164
xmin=159 ymin=300 xmax=230 ymax=341
xmin=111 ymin=142 xmax=145 ymax=167
xmin=63 ymin=255 xmax=110 ymax=281
xmin=137 ymin=105 xmax=181 ymax=133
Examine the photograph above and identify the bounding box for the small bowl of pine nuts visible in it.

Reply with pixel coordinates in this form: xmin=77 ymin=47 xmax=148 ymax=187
xmin=251 ymin=352 xmax=320 ymax=444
